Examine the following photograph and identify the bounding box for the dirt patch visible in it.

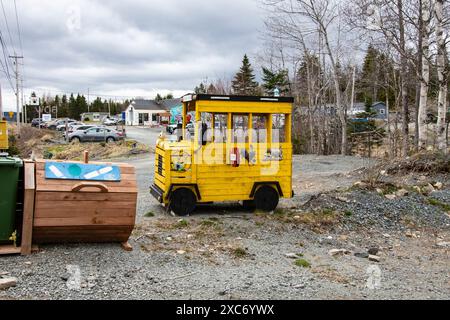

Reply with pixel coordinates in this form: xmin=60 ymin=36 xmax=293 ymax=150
xmin=46 ymin=140 xmax=149 ymax=161
xmin=7 ymin=125 xmax=150 ymax=160
xmin=376 ymin=151 xmax=450 ymax=175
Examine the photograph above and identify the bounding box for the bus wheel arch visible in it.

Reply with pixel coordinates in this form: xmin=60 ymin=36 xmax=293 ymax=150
xmin=251 ymin=183 xmax=281 ymax=212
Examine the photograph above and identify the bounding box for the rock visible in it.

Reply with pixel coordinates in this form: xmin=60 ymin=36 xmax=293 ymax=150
xmin=285 ymin=253 xmax=299 ymax=259
xmin=385 ymin=194 xmax=396 ymax=200
xmin=434 ymin=182 xmax=443 ymax=190
xmin=177 ymin=250 xmax=186 ymax=255
xmin=337 ymin=197 xmax=350 ymax=203
xmin=369 ymin=255 xmax=380 ymax=262
xmin=422 ymin=184 xmax=435 ymax=194
xmin=24 ymin=261 xmax=32 ymax=266
xmin=395 ymin=189 xmax=409 ymax=197
xmin=382 ymin=233 xmax=391 ymax=238
xmin=354 ymin=252 xmax=369 ymax=259
xmin=376 ymin=188 xmax=384 ymax=195
xmin=166 ymin=237 xmax=173 ymax=241
xmin=294 ymin=284 xmax=305 ymax=289
xmin=368 ymin=247 xmax=380 ymax=255
xmin=405 ymin=231 xmax=414 ymax=238
xmin=436 ymin=242 xmax=450 ymax=248
xmin=293 ymin=215 xmax=301 ymax=220
xmin=419 ymin=176 xmax=427 ymax=181
xmin=329 ymin=249 xmax=350 ymax=256
xmin=353 ymin=181 xmax=367 ymax=188
xmin=0 ymin=277 xmax=17 ymax=290
xmin=413 ymin=186 xmax=422 ymax=194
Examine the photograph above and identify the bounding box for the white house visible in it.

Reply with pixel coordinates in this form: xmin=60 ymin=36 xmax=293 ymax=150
xmin=125 ymin=99 xmax=169 ymax=126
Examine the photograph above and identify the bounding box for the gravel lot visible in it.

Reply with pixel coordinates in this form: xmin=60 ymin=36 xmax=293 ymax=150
xmin=0 ymin=154 xmax=449 ymax=300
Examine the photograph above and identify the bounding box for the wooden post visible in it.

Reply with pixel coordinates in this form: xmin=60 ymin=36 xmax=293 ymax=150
xmin=83 ymin=151 xmax=89 ymax=164
xmin=21 ymin=161 xmax=35 ymax=255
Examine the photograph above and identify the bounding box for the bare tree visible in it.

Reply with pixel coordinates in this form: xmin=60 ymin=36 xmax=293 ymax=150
xmin=418 ymin=0 xmax=432 ymax=150
xmin=435 ymin=0 xmax=448 ymax=152
xmin=262 ymin=0 xmax=349 ymax=155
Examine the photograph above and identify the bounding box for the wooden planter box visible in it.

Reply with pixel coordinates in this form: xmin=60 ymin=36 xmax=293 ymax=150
xmin=33 ymin=160 xmax=137 ymax=244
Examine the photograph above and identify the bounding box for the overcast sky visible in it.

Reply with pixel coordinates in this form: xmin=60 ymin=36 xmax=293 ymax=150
xmin=0 ymin=0 xmax=264 ymax=111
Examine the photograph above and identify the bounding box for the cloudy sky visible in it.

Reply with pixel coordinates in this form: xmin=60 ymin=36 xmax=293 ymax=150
xmin=0 ymin=0 xmax=264 ymax=111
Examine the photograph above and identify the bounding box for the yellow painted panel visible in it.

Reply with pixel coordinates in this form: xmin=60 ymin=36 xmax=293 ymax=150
xmin=196 ymin=101 xmax=293 ymax=114
xmin=0 ymin=121 xmax=8 ymax=149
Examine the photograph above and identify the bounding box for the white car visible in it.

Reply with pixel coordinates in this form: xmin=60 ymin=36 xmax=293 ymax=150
xmin=57 ymin=121 xmax=83 ymax=131
xmin=103 ymin=118 xmax=118 ymax=126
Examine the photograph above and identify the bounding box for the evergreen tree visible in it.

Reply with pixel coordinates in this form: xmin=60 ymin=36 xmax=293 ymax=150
xmin=91 ymin=97 xmax=104 ymax=112
xmin=194 ymin=83 xmax=206 ymax=94
xmin=207 ymin=83 xmax=217 ymax=94
xmin=232 ymin=54 xmax=259 ymax=95
xmin=155 ymin=93 xmax=163 ymax=101
xmin=261 ymin=67 xmax=290 ymax=95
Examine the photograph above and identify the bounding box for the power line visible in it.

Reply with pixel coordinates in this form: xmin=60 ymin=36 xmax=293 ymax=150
xmin=0 ymin=0 xmax=17 ymax=55
xmin=13 ymin=0 xmax=22 ymax=54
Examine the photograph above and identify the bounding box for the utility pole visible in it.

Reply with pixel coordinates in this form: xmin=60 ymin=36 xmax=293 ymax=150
xmin=10 ymin=55 xmax=24 ymax=135
xmin=87 ymin=88 xmax=90 ymax=112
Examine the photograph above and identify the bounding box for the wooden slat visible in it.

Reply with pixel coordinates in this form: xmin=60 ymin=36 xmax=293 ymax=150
xmin=34 ymin=204 xmax=137 ymax=219
xmin=34 ymin=216 xmax=136 ymax=227
xmin=33 ymin=226 xmax=133 ymax=244
xmin=36 ymin=184 xmax=137 ymax=193
xmin=36 ymin=192 xmax=136 ymax=202
xmin=21 ymin=162 xmax=35 ymax=256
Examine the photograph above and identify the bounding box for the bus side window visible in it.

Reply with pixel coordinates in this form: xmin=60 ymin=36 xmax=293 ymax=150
xmin=214 ymin=114 xmax=228 ymax=143
xmin=200 ymin=112 xmax=213 ymax=146
xmin=272 ymin=114 xmax=286 ymax=143
xmin=232 ymin=114 xmax=249 ymax=143
xmin=252 ymin=114 xmax=268 ymax=143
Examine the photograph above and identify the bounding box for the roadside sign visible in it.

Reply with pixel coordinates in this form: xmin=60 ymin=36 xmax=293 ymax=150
xmin=42 ymin=114 xmax=52 ymax=122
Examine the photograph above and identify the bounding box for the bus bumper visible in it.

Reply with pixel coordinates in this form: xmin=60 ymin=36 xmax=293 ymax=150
xmin=150 ymin=184 xmax=164 ymax=203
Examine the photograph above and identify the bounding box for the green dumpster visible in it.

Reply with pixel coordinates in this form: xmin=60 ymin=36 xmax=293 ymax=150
xmin=0 ymin=156 xmax=23 ymax=242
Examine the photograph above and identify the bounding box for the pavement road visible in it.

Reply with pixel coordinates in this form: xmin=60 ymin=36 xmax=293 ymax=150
xmin=125 ymin=126 xmax=163 ymax=146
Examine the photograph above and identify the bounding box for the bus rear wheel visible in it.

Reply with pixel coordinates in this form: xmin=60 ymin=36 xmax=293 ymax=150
xmin=254 ymin=186 xmax=279 ymax=212
xmin=169 ymin=188 xmax=197 ymax=216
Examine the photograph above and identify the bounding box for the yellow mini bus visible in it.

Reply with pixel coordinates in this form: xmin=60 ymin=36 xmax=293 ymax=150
xmin=150 ymin=94 xmax=294 ymax=216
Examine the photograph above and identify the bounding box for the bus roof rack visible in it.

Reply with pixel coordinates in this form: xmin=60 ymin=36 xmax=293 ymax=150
xmin=182 ymin=94 xmax=294 ymax=103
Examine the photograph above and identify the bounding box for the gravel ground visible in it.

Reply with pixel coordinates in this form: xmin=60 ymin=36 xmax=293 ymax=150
xmin=0 ymin=155 xmax=449 ymax=300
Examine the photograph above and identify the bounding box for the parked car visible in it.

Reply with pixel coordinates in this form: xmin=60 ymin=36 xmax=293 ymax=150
xmin=63 ymin=125 xmax=98 ymax=139
xmin=166 ymin=122 xmax=194 ymax=135
xmin=46 ymin=119 xmax=76 ymax=130
xmin=57 ymin=121 xmax=83 ymax=131
xmin=69 ymin=127 xmax=124 ymax=143
xmin=31 ymin=118 xmax=44 ymax=128
xmin=103 ymin=118 xmax=118 ymax=126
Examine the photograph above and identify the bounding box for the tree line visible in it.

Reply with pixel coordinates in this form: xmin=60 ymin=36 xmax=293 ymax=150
xmin=25 ymin=93 xmax=130 ymax=121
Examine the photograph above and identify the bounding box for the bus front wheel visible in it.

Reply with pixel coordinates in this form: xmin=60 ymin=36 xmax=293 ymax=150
xmin=254 ymin=186 xmax=279 ymax=212
xmin=169 ymin=188 xmax=197 ymax=216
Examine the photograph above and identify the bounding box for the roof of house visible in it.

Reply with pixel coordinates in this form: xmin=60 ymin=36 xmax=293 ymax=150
xmin=129 ymin=99 xmax=166 ymax=111
xmin=128 ymin=98 xmax=182 ymax=111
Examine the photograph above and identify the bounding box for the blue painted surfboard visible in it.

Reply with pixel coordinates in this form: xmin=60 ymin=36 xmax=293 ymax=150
xmin=45 ymin=162 xmax=121 ymax=182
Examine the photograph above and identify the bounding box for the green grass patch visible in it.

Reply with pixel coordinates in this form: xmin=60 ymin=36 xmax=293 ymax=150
xmin=344 ymin=210 xmax=353 ymax=217
xmin=428 ymin=198 xmax=450 ymax=211
xmin=176 ymin=219 xmax=189 ymax=228
xmin=294 ymin=258 xmax=311 ymax=268
xmin=144 ymin=211 xmax=155 ymax=217
xmin=231 ymin=247 xmax=248 ymax=258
